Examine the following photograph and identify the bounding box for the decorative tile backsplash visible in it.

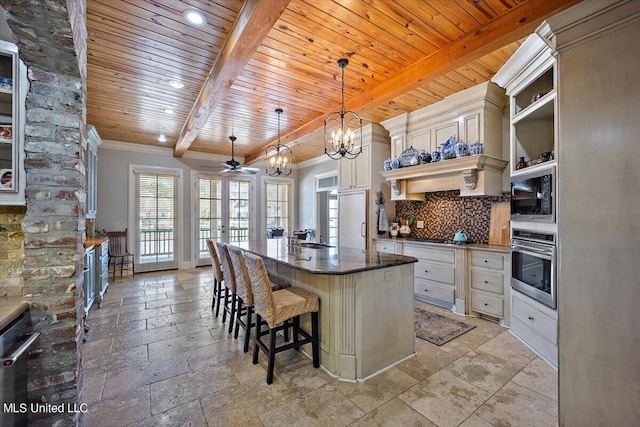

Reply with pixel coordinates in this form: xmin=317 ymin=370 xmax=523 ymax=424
xmin=394 ymin=190 xmax=509 ymax=243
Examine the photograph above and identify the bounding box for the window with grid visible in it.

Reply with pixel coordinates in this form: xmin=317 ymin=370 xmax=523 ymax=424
xmin=266 ymin=182 xmax=290 ymax=237
xmin=228 ymin=180 xmax=251 ymax=242
xmin=198 ymin=177 xmax=222 ymax=258
xmin=135 ymin=172 xmax=177 ymax=269
xmin=328 ymin=191 xmax=338 ymax=245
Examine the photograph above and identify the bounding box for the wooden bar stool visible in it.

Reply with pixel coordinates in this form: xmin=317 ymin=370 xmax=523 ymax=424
xmin=243 ymin=252 xmax=320 ymax=384
xmin=215 ymin=242 xmax=237 ymax=333
xmin=226 ymin=245 xmax=290 ymax=353
xmin=206 ymin=240 xmax=224 ymax=317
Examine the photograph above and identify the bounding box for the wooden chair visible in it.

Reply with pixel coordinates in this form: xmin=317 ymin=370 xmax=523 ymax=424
xmin=243 ymin=252 xmax=320 ymax=384
xmin=106 ymin=229 xmax=135 ymax=278
xmin=226 ymin=245 xmax=290 ymax=353
xmin=206 ymin=240 xmax=224 ymax=317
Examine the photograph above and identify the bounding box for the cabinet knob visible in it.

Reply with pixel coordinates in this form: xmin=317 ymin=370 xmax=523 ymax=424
xmin=484 ymin=260 xmax=488 ymax=263
xmin=484 ymin=303 xmax=488 ymax=306
xmin=484 ymin=280 xmax=488 ymax=284
xmin=424 ymin=289 xmax=429 ymax=292
xmin=424 ymin=270 xmax=428 ymax=273
xmin=528 ymin=316 xmax=534 ymax=321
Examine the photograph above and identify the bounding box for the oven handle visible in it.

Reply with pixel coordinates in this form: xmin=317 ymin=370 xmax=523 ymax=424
xmin=1 ymin=332 xmax=40 ymax=368
xmin=511 ymin=240 xmax=555 ymax=258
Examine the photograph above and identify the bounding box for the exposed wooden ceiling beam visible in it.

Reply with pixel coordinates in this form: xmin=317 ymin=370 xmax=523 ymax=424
xmin=173 ymin=0 xmax=291 ymax=157
xmin=244 ymin=0 xmax=580 ymax=164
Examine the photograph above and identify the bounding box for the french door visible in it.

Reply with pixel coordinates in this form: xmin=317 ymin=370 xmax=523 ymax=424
xmin=195 ymin=175 xmax=253 ymax=266
xmin=133 ymin=170 xmax=180 ymax=273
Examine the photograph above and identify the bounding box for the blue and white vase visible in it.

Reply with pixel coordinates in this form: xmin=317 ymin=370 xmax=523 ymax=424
xmin=420 ymin=150 xmax=431 ymax=164
xmin=454 ymin=140 xmax=468 ymax=158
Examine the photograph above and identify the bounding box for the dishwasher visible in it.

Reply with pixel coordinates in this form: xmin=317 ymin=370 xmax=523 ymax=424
xmin=1 ymin=313 xmax=40 ymax=427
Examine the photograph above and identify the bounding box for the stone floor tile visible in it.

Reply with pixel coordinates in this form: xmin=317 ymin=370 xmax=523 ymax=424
xmin=145 ymin=294 xmax=192 ymax=309
xmin=200 ymin=375 xmax=294 ymax=426
xmin=445 ymin=350 xmax=521 ymax=394
xmin=145 ymin=310 xmax=202 ymax=330
xmin=184 ymin=339 xmax=243 ymax=371
xmin=83 ymin=336 xmax=113 ymax=360
xmin=473 ymin=382 xmax=558 ymax=427
xmin=135 ymin=401 xmax=208 ymax=427
xmin=399 ymin=369 xmax=492 ymax=427
xmin=149 ymin=364 xmax=239 ymax=414
xmin=459 ymin=414 xmax=495 ymax=427
xmin=82 ymin=372 xmax=105 ymax=404
xmin=111 ymin=324 xmax=180 ymax=351
xmin=84 ymin=344 xmax=148 ymax=378
xmin=348 ymin=397 xmax=436 ymax=427
xmin=102 ymin=352 xmax=189 ymax=399
xmin=274 ymin=361 xmax=331 ymax=397
xmin=476 ymin=331 xmax=537 ymax=368
xmin=121 ymin=292 xmax=168 ymax=305
xmin=334 ymin=367 xmax=419 ymax=413
xmin=83 ymin=385 xmax=150 ymax=427
xmin=116 ymin=305 xmax=173 ymax=325
xmin=396 ymin=339 xmax=459 ymax=381
xmin=171 ymin=300 xmax=212 ymax=314
xmin=86 ymin=318 xmax=147 ymax=341
xmin=174 ymin=315 xmax=221 ymax=334
xmin=511 ymin=357 xmax=558 ymax=401
xmin=259 ymin=385 xmax=365 ymax=427
xmin=147 ymin=329 xmax=216 ymax=360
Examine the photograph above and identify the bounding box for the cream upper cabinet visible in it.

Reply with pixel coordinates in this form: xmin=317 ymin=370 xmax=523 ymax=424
xmin=408 ymin=130 xmax=431 ymax=156
xmin=86 ymin=125 xmax=102 ymax=219
xmin=338 ymin=143 xmax=370 ymax=190
xmin=0 ymin=41 xmax=26 ymax=206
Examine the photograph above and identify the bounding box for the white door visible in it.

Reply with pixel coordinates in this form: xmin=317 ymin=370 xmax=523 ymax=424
xmin=338 ymin=190 xmax=367 ymax=251
xmin=195 ymin=175 xmax=252 ymax=266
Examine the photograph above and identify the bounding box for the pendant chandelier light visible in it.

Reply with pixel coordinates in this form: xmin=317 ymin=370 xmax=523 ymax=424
xmin=265 ymin=108 xmax=292 ymax=176
xmin=324 ymin=58 xmax=362 ymax=160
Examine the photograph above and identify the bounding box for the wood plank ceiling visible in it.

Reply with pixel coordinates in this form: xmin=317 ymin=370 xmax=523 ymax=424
xmin=86 ymin=0 xmax=580 ymax=165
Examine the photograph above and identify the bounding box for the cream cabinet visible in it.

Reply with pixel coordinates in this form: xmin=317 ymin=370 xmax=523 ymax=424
xmin=83 ymin=246 xmax=96 ymax=316
xmin=404 ymin=243 xmax=456 ymax=308
xmin=375 ymin=239 xmax=396 ymax=254
xmin=0 ymin=41 xmax=26 ymax=206
xmin=95 ymin=239 xmax=109 ymax=307
xmin=338 ymin=143 xmax=370 ymax=190
xmin=468 ymin=249 xmax=510 ymax=326
xmin=511 ymin=289 xmax=557 ymax=367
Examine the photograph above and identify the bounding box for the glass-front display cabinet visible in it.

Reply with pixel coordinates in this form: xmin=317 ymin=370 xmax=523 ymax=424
xmin=0 ymin=40 xmax=25 ymax=205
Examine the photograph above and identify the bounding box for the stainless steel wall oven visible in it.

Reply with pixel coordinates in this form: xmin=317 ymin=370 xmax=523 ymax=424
xmin=510 ymin=228 xmax=556 ymax=309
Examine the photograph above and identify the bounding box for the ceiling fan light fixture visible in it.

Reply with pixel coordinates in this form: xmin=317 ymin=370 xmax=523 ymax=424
xmin=266 ymin=108 xmax=292 ymax=176
xmin=324 ymin=58 xmax=362 ymax=160
xmin=164 ymin=108 xmax=175 ymax=115
xmin=183 ymin=9 xmax=207 ymax=27
xmin=158 ymin=134 xmax=167 ymax=143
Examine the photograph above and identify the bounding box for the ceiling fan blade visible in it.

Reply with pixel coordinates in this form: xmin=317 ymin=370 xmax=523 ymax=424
xmin=242 ymin=166 xmax=261 ymax=172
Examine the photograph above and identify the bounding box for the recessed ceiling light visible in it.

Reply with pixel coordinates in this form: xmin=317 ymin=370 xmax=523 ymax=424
xmin=183 ymin=9 xmax=207 ymax=27
xmin=164 ymin=108 xmax=175 ymax=115
xmin=158 ymin=134 xmax=167 ymax=143
xmin=168 ymin=80 xmax=184 ymax=89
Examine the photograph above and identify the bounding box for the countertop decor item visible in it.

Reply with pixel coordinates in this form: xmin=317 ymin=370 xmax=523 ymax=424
xmin=516 ymin=156 xmax=528 ymax=170
xmin=399 ymin=146 xmax=419 ymax=167
xmin=324 ymin=59 xmax=362 ymax=160
xmin=453 ymin=230 xmax=468 ymax=243
xmin=441 ymin=136 xmax=456 ymax=159
xmin=420 ymin=150 xmax=431 ymax=164
xmin=454 ymin=140 xmax=469 ymax=158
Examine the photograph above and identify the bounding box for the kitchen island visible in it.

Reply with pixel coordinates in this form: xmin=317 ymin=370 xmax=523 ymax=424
xmin=233 ymin=239 xmax=418 ymax=382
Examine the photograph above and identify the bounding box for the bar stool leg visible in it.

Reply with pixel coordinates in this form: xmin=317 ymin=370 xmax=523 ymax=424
xmin=222 ymin=288 xmax=229 ymax=323
xmin=293 ymin=316 xmax=300 ymax=349
xmin=283 ymin=319 xmax=290 ymax=342
xmin=243 ymin=306 xmax=253 ymax=353
xmin=228 ymin=294 xmax=236 ymax=334
xmin=253 ymin=314 xmax=262 ymax=365
xmin=234 ymin=298 xmax=242 ymax=339
xmin=311 ymin=312 xmax=320 ymax=368
xmin=211 ymin=279 xmax=217 ymax=310
xmin=215 ymin=281 xmax=222 ymax=317
xmin=267 ymin=328 xmax=277 ymax=384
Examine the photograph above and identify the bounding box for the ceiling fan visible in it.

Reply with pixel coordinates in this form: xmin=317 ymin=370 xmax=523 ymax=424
xmin=221 ymin=135 xmax=260 ymax=174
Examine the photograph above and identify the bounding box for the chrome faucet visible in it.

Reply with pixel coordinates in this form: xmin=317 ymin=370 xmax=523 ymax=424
xmin=319 ymin=235 xmax=325 ymax=243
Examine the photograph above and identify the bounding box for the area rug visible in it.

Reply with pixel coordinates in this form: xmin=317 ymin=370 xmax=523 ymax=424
xmin=414 ymin=307 xmax=476 ymax=346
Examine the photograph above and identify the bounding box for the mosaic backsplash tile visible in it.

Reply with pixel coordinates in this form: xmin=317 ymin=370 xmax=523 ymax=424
xmin=393 ymin=190 xmax=509 ymax=243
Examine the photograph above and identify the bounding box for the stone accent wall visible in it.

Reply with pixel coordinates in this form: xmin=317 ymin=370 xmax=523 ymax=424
xmin=0 ymin=205 xmax=26 ymax=296
xmin=395 ymin=190 xmax=509 ymax=243
xmin=1 ymin=1 xmax=87 ymax=425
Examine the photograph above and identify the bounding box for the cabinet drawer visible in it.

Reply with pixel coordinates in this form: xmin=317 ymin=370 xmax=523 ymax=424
xmin=375 ymin=241 xmax=396 ymax=254
xmin=471 ymin=291 xmax=503 ymax=318
xmin=471 ymin=269 xmax=504 ymax=294
xmin=414 ymin=278 xmax=454 ymax=304
xmin=403 ymin=245 xmax=455 ymax=264
xmin=415 ymin=260 xmax=455 ymax=285
xmin=512 ymin=295 xmax=557 ymax=344
xmin=471 ymin=251 xmax=504 ymax=270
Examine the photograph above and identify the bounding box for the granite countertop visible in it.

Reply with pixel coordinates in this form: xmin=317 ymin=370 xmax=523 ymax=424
xmin=0 ymin=296 xmax=29 ymax=331
xmin=233 ymin=239 xmax=417 ymax=275
xmin=375 ymin=237 xmax=510 ymax=253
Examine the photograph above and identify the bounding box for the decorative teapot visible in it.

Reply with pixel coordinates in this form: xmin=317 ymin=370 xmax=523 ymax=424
xmin=454 ymin=140 xmax=469 ymax=158
xmin=453 ymin=230 xmax=467 ymax=244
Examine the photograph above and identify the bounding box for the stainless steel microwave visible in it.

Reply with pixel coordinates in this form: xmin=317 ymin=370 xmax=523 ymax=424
xmin=510 ymin=166 xmax=555 ymax=222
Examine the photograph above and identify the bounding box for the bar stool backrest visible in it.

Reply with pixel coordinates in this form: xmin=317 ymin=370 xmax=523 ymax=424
xmin=206 ymin=240 xmax=223 ymax=283
xmin=243 ymin=252 xmax=276 ymax=326
xmin=227 ymin=246 xmax=253 ymax=306
xmin=215 ymin=242 xmax=236 ymax=293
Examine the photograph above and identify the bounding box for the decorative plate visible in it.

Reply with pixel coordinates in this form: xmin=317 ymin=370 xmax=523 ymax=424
xmin=398 ymin=146 xmax=419 ymax=167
